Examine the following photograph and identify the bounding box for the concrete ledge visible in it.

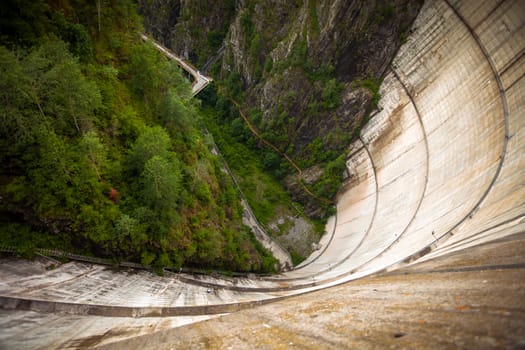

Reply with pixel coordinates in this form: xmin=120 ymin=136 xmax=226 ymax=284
xmin=0 ymin=295 xmax=291 ymax=317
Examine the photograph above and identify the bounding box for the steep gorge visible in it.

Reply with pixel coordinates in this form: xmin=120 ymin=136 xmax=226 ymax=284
xmin=0 ymin=0 xmax=278 ymax=273
xmin=139 ymin=0 xmax=422 ymax=258
xmin=1 ymin=1 xmax=524 ymax=347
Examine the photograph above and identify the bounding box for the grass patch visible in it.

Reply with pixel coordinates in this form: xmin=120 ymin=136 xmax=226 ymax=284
xmin=290 ymin=250 xmax=306 ymax=266
xmin=353 ymin=78 xmax=382 ymax=108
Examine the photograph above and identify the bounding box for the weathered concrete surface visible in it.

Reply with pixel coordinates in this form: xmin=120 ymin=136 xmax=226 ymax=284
xmin=95 ymin=234 xmax=525 ymax=349
xmin=269 ymin=0 xmax=525 ymax=284
xmin=0 ymin=310 xmax=220 ymax=349
xmin=0 ymin=257 xmax=284 ymax=311
xmin=0 ymin=0 xmax=524 ymax=348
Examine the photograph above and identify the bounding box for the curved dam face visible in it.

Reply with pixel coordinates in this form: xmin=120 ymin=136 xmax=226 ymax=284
xmin=281 ymin=0 xmax=524 ymax=281
xmin=1 ymin=0 xmax=524 ymax=348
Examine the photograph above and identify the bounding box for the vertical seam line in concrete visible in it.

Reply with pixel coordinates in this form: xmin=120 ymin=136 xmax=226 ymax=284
xmin=376 ymin=0 xmax=513 ymax=271
xmin=439 ymin=0 xmax=510 ymax=239
xmin=312 ymin=135 xmax=381 ymax=275
xmin=345 ymin=69 xmax=430 ymax=274
xmin=472 ymin=0 xmax=507 ymax=29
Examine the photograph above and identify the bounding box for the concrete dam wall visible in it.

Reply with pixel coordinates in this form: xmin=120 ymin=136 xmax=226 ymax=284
xmin=281 ymin=0 xmax=524 ymax=281
xmin=1 ymin=0 xmax=524 ymax=348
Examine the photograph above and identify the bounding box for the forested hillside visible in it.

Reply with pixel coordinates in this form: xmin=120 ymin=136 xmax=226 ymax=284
xmin=0 ymin=0 xmax=277 ymax=273
xmin=139 ymin=0 xmax=422 ymax=261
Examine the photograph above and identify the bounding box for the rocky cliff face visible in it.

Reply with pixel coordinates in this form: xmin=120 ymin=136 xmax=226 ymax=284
xmin=139 ymin=0 xmax=422 ymax=216
xmin=140 ymin=0 xmax=237 ymax=65
xmin=226 ymin=0 xmax=421 ymax=150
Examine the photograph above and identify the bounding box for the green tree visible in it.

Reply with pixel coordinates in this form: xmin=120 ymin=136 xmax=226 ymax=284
xmin=192 ymin=227 xmax=223 ymax=264
xmin=22 ymin=40 xmax=101 ymax=135
xmin=0 ymin=0 xmax=278 ymax=274
xmin=0 ymin=46 xmax=33 ymax=146
xmin=125 ymin=43 xmax=163 ymax=100
xmin=159 ymin=89 xmax=194 ymax=134
xmin=128 ymin=126 xmax=172 ymax=173
xmin=80 ymin=131 xmax=107 ymax=180
xmin=141 ymin=155 xmax=182 ymax=213
xmin=114 ymin=214 xmax=147 ymax=254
